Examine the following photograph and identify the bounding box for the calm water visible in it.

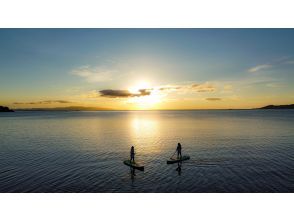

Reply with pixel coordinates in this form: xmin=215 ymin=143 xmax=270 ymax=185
xmin=0 ymin=110 xmax=293 ymax=193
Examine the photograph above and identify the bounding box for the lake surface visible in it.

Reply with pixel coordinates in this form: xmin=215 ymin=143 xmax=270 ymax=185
xmin=0 ymin=110 xmax=293 ymax=192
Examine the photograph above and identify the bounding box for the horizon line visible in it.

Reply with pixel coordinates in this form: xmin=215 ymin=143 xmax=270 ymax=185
xmin=3 ymin=104 xmax=294 ymax=112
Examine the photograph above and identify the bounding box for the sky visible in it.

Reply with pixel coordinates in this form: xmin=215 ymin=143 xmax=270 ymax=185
xmin=0 ymin=29 xmax=294 ymax=110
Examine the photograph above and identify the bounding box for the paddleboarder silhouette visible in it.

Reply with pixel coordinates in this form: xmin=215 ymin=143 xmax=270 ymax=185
xmin=176 ymin=143 xmax=182 ymax=159
xmin=130 ymin=146 xmax=135 ymax=163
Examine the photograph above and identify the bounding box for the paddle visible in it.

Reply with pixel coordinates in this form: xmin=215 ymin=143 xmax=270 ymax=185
xmin=170 ymin=150 xmax=177 ymax=160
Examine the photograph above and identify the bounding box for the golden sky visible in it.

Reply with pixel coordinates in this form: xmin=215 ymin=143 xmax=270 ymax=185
xmin=1 ymin=29 xmax=294 ymax=110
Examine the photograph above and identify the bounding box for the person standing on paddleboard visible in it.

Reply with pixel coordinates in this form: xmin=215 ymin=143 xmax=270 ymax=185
xmin=176 ymin=143 xmax=182 ymax=159
xmin=130 ymin=146 xmax=135 ymax=163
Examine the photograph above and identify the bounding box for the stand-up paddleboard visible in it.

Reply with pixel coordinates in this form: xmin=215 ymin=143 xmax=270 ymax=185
xmin=167 ymin=155 xmax=190 ymax=164
xmin=124 ymin=160 xmax=144 ymax=171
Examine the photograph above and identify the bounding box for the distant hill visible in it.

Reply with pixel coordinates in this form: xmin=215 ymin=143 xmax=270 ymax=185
xmin=0 ymin=106 xmax=14 ymax=112
xmin=16 ymin=106 xmax=112 ymax=111
xmin=258 ymin=104 xmax=294 ymax=109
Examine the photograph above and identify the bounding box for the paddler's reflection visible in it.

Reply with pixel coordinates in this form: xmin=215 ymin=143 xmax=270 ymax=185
xmin=176 ymin=162 xmax=182 ymax=176
xmin=130 ymin=167 xmax=136 ymax=182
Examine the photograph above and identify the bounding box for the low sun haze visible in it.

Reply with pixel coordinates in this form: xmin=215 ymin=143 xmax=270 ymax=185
xmin=1 ymin=29 xmax=294 ymax=110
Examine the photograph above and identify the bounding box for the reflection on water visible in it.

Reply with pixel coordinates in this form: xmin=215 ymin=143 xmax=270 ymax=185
xmin=0 ymin=110 xmax=293 ymax=192
xmin=129 ymin=167 xmax=136 ymax=184
xmin=176 ymin=162 xmax=182 ymax=176
xmin=131 ymin=116 xmax=158 ymax=135
xmin=129 ymin=114 xmax=162 ymax=156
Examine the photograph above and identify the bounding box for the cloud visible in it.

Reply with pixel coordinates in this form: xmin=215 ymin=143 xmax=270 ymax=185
xmin=248 ymin=64 xmax=272 ymax=73
xmin=248 ymin=56 xmax=294 ymax=73
xmin=206 ymin=98 xmax=222 ymax=101
xmin=158 ymin=86 xmax=182 ymax=91
xmin=71 ymin=66 xmax=114 ymax=83
xmin=137 ymin=89 xmax=151 ymax=96
xmin=13 ymin=100 xmax=74 ymax=105
xmin=284 ymin=60 xmax=294 ymax=64
xmin=98 ymin=82 xmax=216 ymax=99
xmin=99 ymin=89 xmax=151 ymax=98
xmin=191 ymin=83 xmax=216 ymax=92
xmin=266 ymin=82 xmax=284 ymax=88
xmin=157 ymin=83 xmax=215 ymax=93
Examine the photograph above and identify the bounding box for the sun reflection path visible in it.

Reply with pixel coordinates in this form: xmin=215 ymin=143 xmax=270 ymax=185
xmin=129 ymin=115 xmax=162 ymax=155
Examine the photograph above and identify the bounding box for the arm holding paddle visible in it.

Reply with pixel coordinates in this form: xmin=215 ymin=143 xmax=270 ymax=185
xmin=170 ymin=150 xmax=177 ymax=159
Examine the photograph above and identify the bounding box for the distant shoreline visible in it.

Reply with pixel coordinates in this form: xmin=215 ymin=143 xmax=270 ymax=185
xmin=0 ymin=106 xmax=14 ymax=112
xmin=3 ymin=104 xmax=294 ymax=112
xmin=255 ymin=104 xmax=294 ymax=110
xmin=14 ymin=107 xmax=294 ymax=112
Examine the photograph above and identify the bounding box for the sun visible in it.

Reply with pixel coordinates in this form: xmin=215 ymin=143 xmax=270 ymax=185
xmin=127 ymin=81 xmax=163 ymax=109
xmin=128 ymin=81 xmax=151 ymax=94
